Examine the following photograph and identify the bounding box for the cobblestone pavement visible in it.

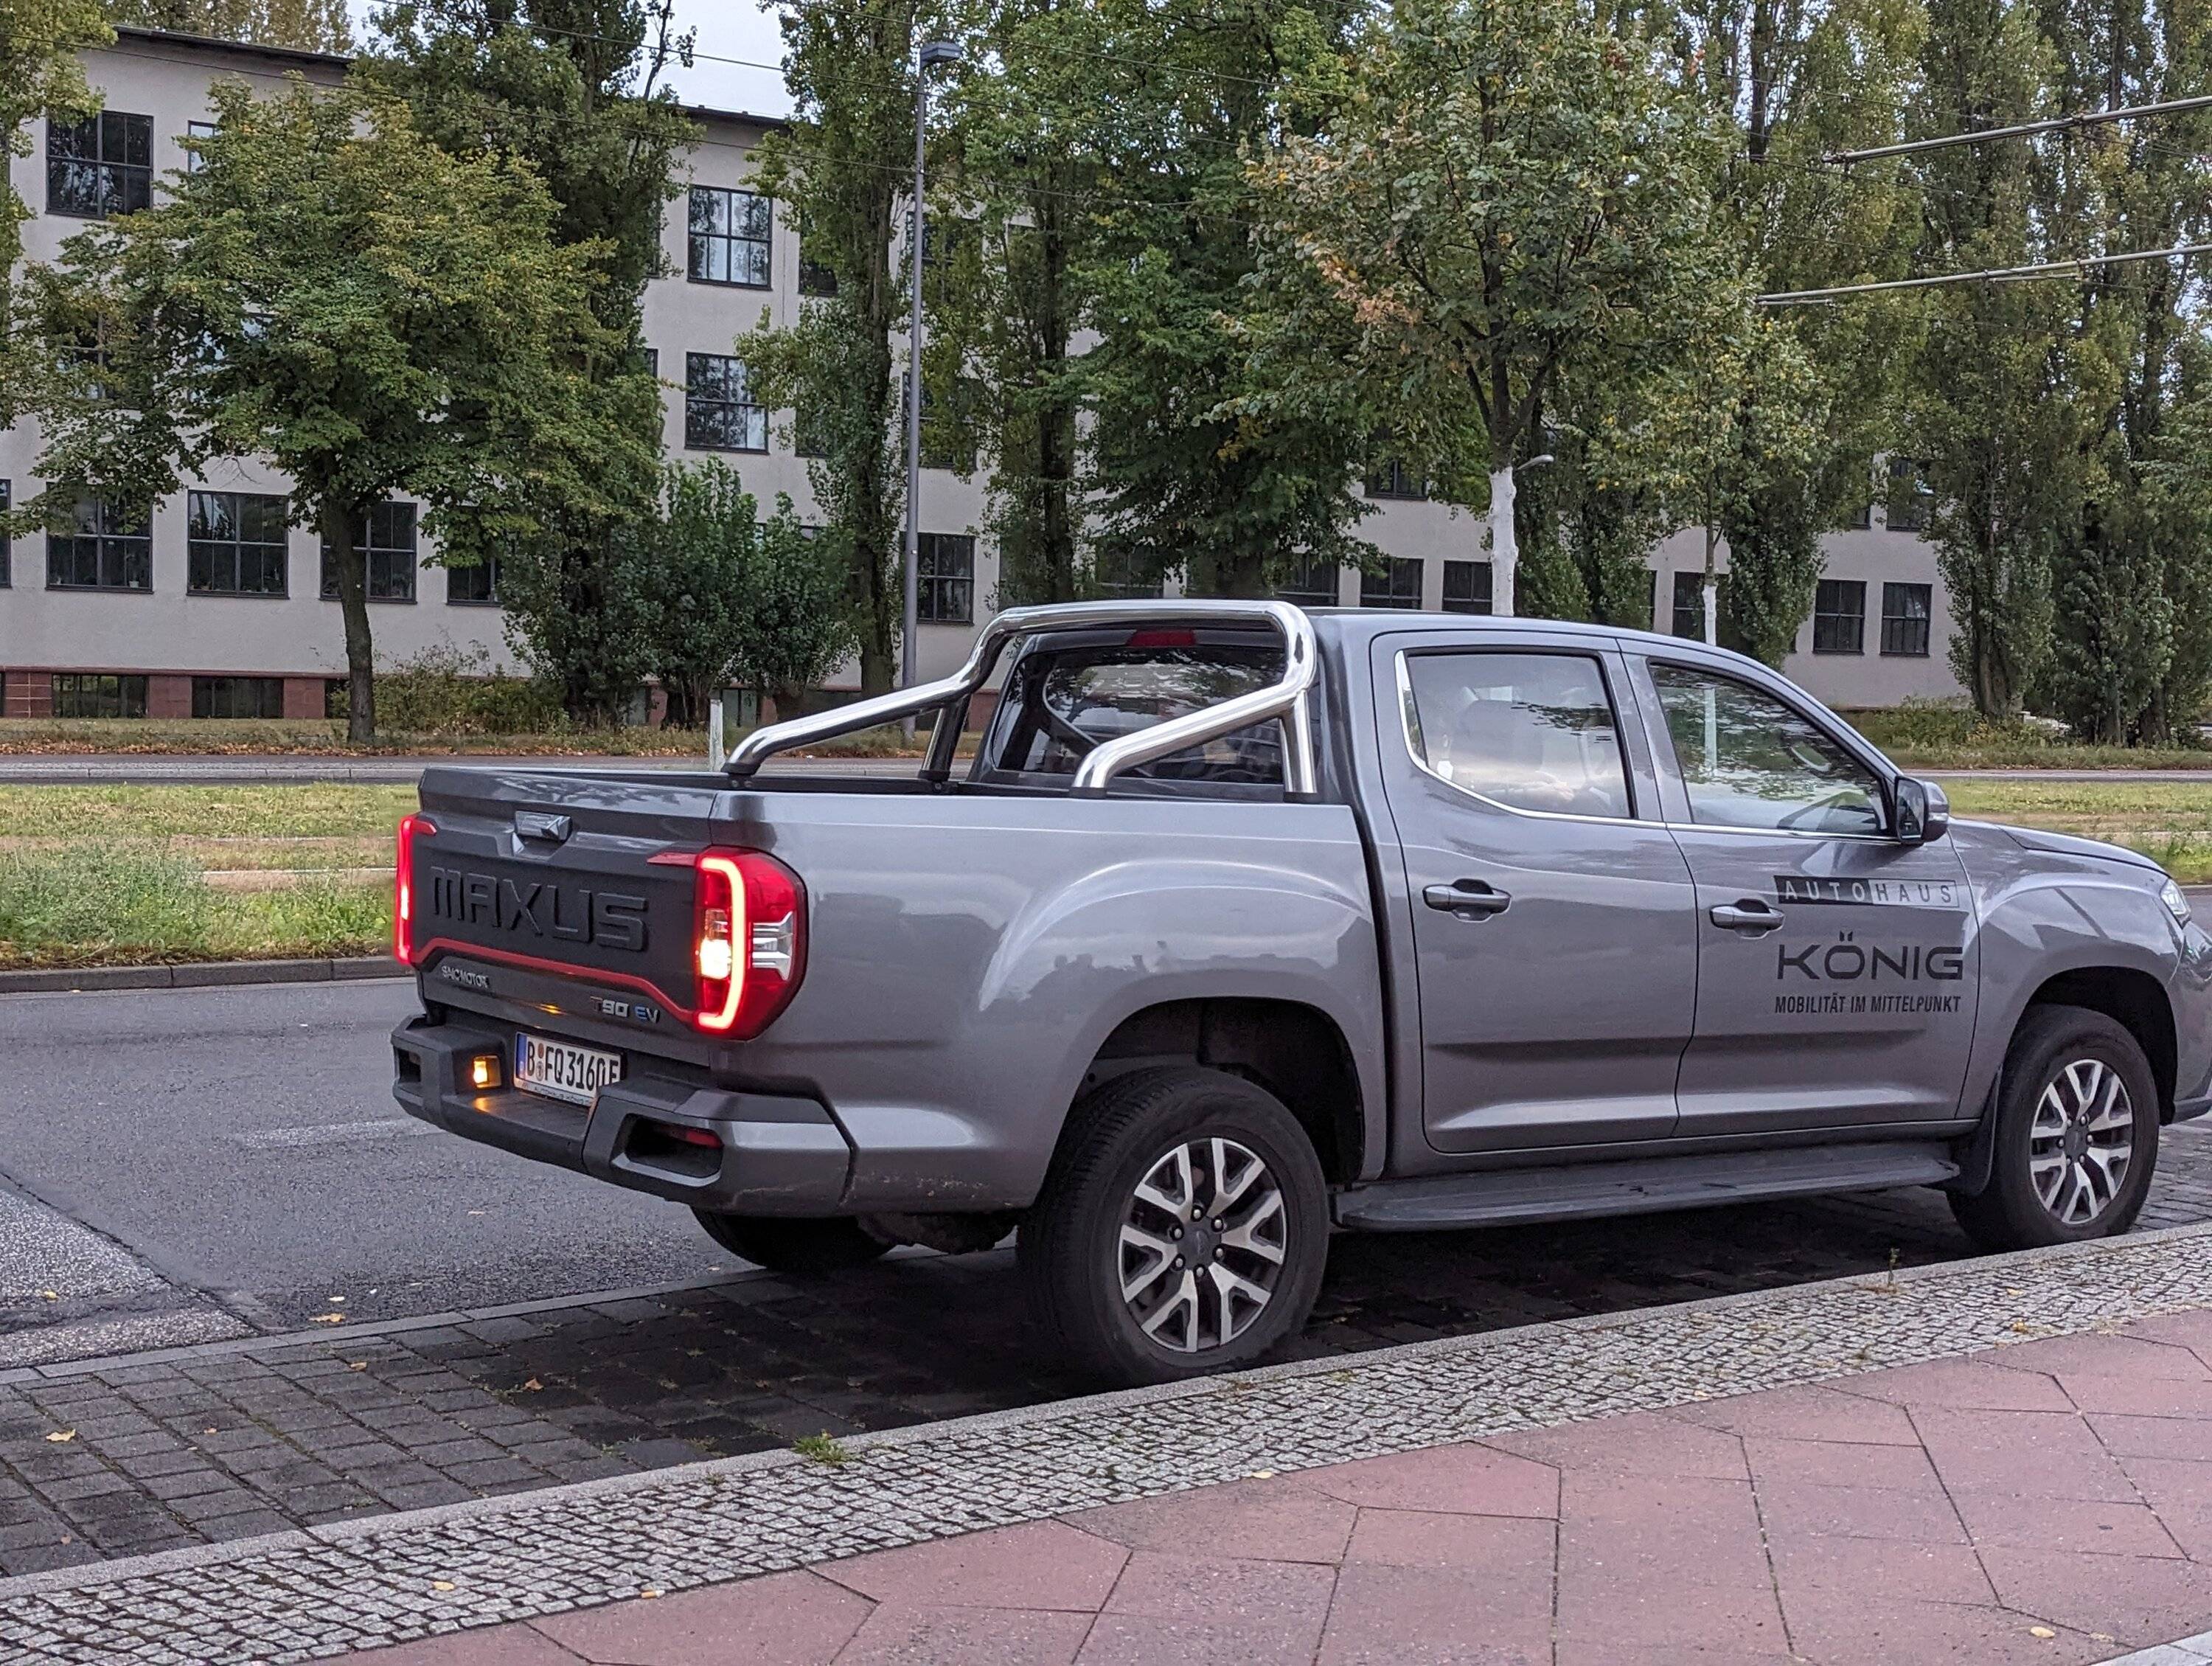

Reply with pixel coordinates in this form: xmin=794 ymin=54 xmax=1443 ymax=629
xmin=7 ymin=1220 xmax=2212 ymax=1664
xmin=311 ymin=1305 xmax=2212 ymax=1666
xmin=2 ymin=1123 xmax=2210 ymax=1583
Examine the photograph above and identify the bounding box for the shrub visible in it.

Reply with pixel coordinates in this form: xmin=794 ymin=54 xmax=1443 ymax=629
xmin=329 ymin=643 xmax=566 ymax=735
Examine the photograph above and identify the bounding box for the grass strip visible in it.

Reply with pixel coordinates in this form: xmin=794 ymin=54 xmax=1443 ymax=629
xmin=0 ymin=844 xmax=387 ymax=968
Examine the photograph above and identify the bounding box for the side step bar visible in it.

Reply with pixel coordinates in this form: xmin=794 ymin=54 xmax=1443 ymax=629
xmin=1333 ymin=1141 xmax=1959 ymax=1232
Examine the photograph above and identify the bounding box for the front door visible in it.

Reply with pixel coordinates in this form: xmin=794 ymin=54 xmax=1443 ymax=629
xmin=1374 ymin=639 xmax=1699 ymax=1153
xmin=1632 ymin=653 xmax=1979 ymax=1136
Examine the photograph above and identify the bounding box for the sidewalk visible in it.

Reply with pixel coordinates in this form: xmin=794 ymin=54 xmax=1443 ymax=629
xmin=10 ymin=1224 xmax=2212 ymax=1665
xmin=335 ymin=1311 xmax=2212 ymax=1666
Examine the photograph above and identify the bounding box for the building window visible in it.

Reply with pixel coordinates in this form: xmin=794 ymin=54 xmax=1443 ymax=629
xmin=1812 ymin=578 xmax=1866 ymax=654
xmin=905 ymin=372 xmax=980 ymax=473
xmin=687 ymin=187 xmax=772 ymax=287
xmin=47 ymin=111 xmax=153 ymax=218
xmin=52 ymin=673 xmax=147 ymax=718
xmin=1361 ymin=556 xmax=1424 ymax=609
xmin=0 ymin=479 xmax=10 ymax=589
xmin=321 ymin=501 xmax=419 ymax=601
xmin=1365 ymin=459 xmax=1427 ymax=501
xmin=1441 ymin=559 xmax=1492 ymax=615
xmin=685 ymin=353 xmax=768 ymax=452
xmin=798 ymin=209 xmax=837 ymax=297
xmin=1671 ymin=572 xmax=1706 ymax=639
xmin=184 ymin=119 xmax=217 ymax=174
xmin=447 ymin=555 xmax=499 ymax=605
xmin=1091 ymin=549 xmax=1163 ymax=600
xmin=1881 ymin=582 xmax=1933 ymax=657
xmin=1275 ymin=558 xmax=1339 ymax=608
xmin=192 ymin=676 xmax=282 ymax=719
xmin=1887 ymin=457 xmax=1932 ymax=532
xmin=917 ymin=532 xmax=975 ymax=624
xmin=48 ymin=498 xmax=152 ymax=591
xmin=187 ymin=490 xmax=288 ymax=596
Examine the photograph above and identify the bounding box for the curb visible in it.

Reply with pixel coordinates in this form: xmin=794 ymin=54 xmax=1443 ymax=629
xmin=0 ymin=956 xmax=406 ymax=993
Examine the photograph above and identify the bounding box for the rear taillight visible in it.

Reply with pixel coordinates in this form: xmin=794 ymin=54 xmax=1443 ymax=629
xmin=690 ymin=847 xmax=806 ymax=1037
xmin=394 ymin=813 xmax=434 ymax=965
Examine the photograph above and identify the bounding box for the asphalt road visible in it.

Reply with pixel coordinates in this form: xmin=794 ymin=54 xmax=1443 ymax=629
xmin=0 ymin=979 xmax=739 ymax=1362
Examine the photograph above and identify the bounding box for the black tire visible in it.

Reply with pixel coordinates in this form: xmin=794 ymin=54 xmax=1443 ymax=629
xmin=692 ymin=1211 xmax=891 ymax=1274
xmin=1018 ymin=1066 xmax=1329 ymax=1387
xmin=1950 ymin=1004 xmax=2160 ymax=1252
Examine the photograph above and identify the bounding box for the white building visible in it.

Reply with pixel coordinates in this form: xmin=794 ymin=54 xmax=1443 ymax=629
xmin=0 ymin=27 xmax=1961 ymax=722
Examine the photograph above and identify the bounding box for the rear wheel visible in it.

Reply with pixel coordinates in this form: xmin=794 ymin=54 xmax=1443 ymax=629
xmin=1019 ymin=1066 xmax=1329 ymax=1387
xmin=1950 ymin=1004 xmax=2159 ymax=1252
xmin=693 ymin=1211 xmax=891 ymax=1274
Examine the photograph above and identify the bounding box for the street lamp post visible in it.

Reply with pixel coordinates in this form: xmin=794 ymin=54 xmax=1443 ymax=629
xmin=901 ymin=40 xmax=963 ymax=737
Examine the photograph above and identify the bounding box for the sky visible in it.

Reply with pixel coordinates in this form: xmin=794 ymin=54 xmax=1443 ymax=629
xmin=344 ymin=1 xmax=795 ymax=117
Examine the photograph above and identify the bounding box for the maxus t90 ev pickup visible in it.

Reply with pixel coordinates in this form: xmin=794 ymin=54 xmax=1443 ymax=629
xmin=390 ymin=601 xmax=2212 ymax=1386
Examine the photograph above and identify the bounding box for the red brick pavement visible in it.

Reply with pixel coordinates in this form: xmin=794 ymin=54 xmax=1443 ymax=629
xmin=334 ymin=1310 xmax=2212 ymax=1665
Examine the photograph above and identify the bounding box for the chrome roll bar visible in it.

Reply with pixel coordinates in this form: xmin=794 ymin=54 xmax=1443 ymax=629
xmin=724 ymin=599 xmax=1321 ymax=798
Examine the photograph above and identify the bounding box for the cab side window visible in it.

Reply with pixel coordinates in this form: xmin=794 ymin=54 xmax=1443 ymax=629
xmin=1401 ymin=650 xmax=1632 ymax=819
xmin=1647 ymin=662 xmax=1885 ymax=835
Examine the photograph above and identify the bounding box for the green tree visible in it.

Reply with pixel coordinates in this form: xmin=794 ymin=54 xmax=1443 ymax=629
xmin=1901 ymin=0 xmax=2078 ymax=719
xmin=13 ymin=77 xmax=651 ymax=740
xmin=0 ymin=0 xmax=109 ymax=419
xmin=936 ymin=0 xmax=1105 ymax=605
xmin=631 ymin=461 xmax=859 ymax=726
xmin=1081 ymin=0 xmax=1376 ymax=600
xmin=2031 ymin=0 xmax=2212 ymax=741
xmin=742 ymin=0 xmax=931 ymax=695
xmin=1252 ymin=0 xmax=1742 ymax=617
xmin=108 ymin=0 xmax=351 ymax=51
xmin=366 ymin=0 xmax=695 ymax=721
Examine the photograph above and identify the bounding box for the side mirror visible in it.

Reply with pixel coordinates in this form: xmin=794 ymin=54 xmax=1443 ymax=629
xmin=1893 ymin=776 xmax=1950 ymax=846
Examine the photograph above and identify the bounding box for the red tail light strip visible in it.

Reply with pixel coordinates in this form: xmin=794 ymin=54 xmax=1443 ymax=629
xmin=394 ymin=813 xmax=436 ymax=966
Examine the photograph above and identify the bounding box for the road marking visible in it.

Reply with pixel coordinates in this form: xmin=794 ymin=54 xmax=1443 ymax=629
xmin=232 ymin=1119 xmax=439 ymax=1150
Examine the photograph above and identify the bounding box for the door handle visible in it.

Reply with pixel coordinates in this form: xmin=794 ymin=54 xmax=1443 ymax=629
xmin=1710 ymin=899 xmax=1783 ymax=933
xmin=1425 ymin=880 xmax=1512 ymax=918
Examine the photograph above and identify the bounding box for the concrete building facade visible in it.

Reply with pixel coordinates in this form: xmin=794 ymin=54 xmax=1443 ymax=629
xmin=0 ymin=27 xmax=1961 ymax=722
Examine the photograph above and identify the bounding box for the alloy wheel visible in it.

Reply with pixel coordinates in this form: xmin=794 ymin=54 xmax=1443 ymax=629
xmin=2029 ymin=1056 xmax=2135 ymax=1227
xmin=1117 ymin=1136 xmax=1287 ymax=1353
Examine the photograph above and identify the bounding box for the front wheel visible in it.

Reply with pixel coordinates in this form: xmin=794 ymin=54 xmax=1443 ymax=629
xmin=1018 ymin=1066 xmax=1329 ymax=1387
xmin=1950 ymin=1004 xmax=2159 ymax=1252
xmin=693 ymin=1211 xmax=891 ymax=1274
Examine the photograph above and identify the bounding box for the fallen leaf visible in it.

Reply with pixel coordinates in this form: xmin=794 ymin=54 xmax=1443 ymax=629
xmin=1249 ymin=1468 xmax=1275 ymax=1479
xmin=310 ymin=1313 xmax=345 ymax=1325
xmin=44 ymin=1430 xmax=74 ymax=1444
xmin=347 ymin=1361 xmax=369 ymax=1372
xmin=2028 ymin=1628 xmax=2056 ymax=1641
xmin=38 ymin=1290 xmax=58 ymax=1301
xmin=521 ymin=1378 xmax=543 ymax=1392
xmin=431 ymin=1580 xmax=456 ymax=1593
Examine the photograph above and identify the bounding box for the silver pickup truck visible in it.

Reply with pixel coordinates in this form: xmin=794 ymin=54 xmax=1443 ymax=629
xmin=392 ymin=600 xmax=2212 ymax=1385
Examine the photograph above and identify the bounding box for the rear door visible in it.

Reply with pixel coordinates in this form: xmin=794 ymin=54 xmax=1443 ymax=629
xmin=1627 ymin=651 xmax=1978 ymax=1136
xmin=1371 ymin=634 xmax=1699 ymax=1153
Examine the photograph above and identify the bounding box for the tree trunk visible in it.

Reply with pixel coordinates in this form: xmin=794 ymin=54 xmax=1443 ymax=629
xmin=322 ymin=499 xmax=376 ymax=743
xmin=1489 ymin=465 xmax=1518 ymax=617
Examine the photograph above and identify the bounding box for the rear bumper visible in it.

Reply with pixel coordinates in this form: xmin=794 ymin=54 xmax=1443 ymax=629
xmin=392 ymin=1015 xmax=854 ymax=1214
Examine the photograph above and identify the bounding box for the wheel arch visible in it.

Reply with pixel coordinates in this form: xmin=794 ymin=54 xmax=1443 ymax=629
xmin=2025 ymin=967 xmax=2177 ymax=1119
xmin=1073 ymin=996 xmax=1365 ymax=1185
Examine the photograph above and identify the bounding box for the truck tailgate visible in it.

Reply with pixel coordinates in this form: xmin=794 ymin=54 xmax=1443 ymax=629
xmin=406 ymin=766 xmax=722 ymax=1027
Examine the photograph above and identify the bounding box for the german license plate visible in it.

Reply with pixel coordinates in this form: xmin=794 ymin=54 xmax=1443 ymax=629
xmin=512 ymin=1032 xmax=622 ymax=1106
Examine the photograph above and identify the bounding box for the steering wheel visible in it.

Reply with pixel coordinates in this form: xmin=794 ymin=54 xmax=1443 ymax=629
xmin=1777 ymin=788 xmax=1874 ymax=833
